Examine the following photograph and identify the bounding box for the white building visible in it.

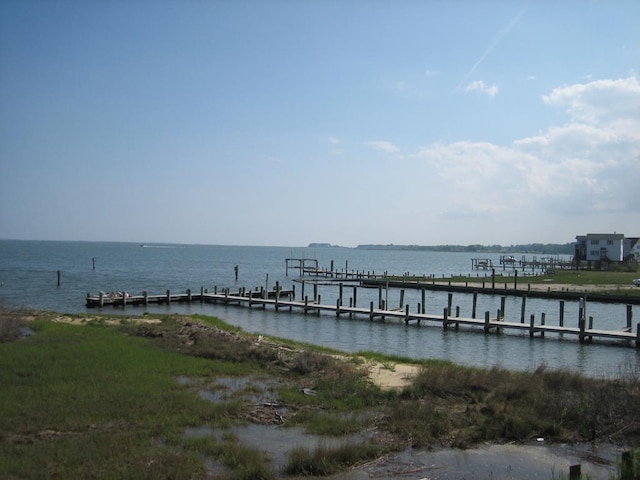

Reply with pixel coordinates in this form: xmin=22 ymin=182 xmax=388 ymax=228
xmin=575 ymin=233 xmax=639 ymax=263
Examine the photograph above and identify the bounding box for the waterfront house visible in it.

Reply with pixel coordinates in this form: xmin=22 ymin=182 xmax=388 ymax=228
xmin=575 ymin=233 xmax=640 ymax=266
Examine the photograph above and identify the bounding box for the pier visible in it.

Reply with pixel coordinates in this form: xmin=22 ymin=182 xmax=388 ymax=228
xmin=85 ymin=283 xmax=640 ymax=348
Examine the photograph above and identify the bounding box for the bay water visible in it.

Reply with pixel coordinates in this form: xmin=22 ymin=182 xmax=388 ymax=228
xmin=1 ymin=240 xmax=638 ymax=377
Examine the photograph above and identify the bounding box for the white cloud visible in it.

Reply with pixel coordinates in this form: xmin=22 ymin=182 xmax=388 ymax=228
xmin=424 ymin=69 xmax=439 ymax=78
xmin=543 ymin=77 xmax=640 ymax=126
xmin=328 ymin=137 xmax=340 ymax=145
xmin=464 ymin=80 xmax=499 ymax=97
xmin=366 ymin=141 xmax=400 ymax=154
xmin=413 ymin=77 xmax=640 ymax=220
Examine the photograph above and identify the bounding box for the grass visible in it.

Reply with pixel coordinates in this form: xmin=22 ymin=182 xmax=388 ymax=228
xmin=1 ymin=308 xmax=639 ymax=478
xmin=283 ymin=442 xmax=383 ymax=476
xmin=445 ymin=269 xmax=640 ymax=287
xmin=0 ymin=317 xmax=270 ymax=479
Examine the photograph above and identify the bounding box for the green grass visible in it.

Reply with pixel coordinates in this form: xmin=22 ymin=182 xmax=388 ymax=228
xmin=2 ymin=311 xmax=639 ymax=478
xmin=448 ymin=269 xmax=640 ymax=287
xmin=0 ymin=319 xmax=271 ymax=479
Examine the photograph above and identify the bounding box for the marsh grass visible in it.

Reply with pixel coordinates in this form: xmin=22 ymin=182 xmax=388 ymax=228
xmin=0 ymin=319 xmax=262 ymax=479
xmin=2 ymin=312 xmax=639 ymax=478
xmin=384 ymin=361 xmax=640 ymax=448
xmin=283 ymin=442 xmax=383 ymax=476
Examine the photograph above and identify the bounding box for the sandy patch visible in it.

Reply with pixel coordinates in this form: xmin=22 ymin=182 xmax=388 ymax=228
xmin=366 ymin=361 xmax=420 ymax=390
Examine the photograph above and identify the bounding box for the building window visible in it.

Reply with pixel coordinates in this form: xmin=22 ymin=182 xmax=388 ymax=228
xmin=590 ymin=250 xmax=599 ymax=256
xmin=607 ymin=240 xmax=614 ymax=245
xmin=590 ymin=239 xmax=599 ymax=245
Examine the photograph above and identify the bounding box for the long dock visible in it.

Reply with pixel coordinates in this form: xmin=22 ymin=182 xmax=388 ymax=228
xmin=85 ymin=285 xmax=640 ymax=348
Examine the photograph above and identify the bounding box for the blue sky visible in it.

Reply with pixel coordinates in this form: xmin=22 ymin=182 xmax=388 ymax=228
xmin=1 ymin=0 xmax=639 ymax=247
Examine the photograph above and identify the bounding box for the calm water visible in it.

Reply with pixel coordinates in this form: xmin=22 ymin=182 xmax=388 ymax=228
xmin=1 ymin=240 xmax=638 ymax=377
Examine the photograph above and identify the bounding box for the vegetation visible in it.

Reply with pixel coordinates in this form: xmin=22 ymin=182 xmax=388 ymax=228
xmin=1 ymin=307 xmax=639 ymax=478
xmin=356 ymin=242 xmax=576 ymax=255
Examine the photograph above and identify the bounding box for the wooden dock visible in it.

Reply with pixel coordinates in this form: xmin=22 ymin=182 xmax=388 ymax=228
xmin=85 ymin=284 xmax=640 ymax=348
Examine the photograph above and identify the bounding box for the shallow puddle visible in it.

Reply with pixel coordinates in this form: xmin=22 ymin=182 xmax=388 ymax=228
xmin=178 ymin=375 xmax=280 ymax=404
xmin=185 ymin=423 xmax=372 ymax=474
xmin=352 ymin=441 xmax=625 ymax=480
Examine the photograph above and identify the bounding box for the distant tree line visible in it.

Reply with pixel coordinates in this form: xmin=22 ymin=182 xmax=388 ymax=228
xmin=356 ymin=243 xmax=575 ymax=255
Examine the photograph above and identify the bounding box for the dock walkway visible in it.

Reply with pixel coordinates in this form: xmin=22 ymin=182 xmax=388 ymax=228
xmin=86 ymin=286 xmax=640 ymax=348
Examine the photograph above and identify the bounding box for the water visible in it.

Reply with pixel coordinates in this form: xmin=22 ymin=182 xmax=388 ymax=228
xmin=1 ymin=240 xmax=638 ymax=377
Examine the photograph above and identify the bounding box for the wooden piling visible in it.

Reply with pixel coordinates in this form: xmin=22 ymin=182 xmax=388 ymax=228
xmin=472 ymin=291 xmax=478 ymax=318
xmin=484 ymin=311 xmax=490 ymax=333
xmin=447 ymin=292 xmax=453 ymax=316
xmin=520 ymin=295 xmax=527 ymax=323
xmin=569 ymin=464 xmax=581 ymax=480
xmin=529 ymin=314 xmax=535 ymax=337
xmin=166 ymin=289 xmax=171 ymax=305
xmin=421 ymin=289 xmax=426 ymax=314
xmin=500 ymin=296 xmax=506 ymax=319
xmin=443 ymin=307 xmax=449 ymax=329
xmin=57 ymin=270 xmax=61 ymax=286
xmin=627 ymin=305 xmax=633 ymax=330
xmin=559 ymin=300 xmax=565 ymax=327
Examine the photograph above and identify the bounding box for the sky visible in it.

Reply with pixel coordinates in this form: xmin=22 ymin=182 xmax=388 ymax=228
xmin=1 ymin=1 xmax=639 ymax=247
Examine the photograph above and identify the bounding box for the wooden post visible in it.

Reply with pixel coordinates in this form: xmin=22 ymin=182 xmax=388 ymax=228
xmin=369 ymin=301 xmax=374 ymax=321
xmin=472 ymin=291 xmax=478 ymax=318
xmin=336 ymin=298 xmax=341 ymax=317
xmin=447 ymin=292 xmax=453 ymax=316
xmin=339 ymin=283 xmax=343 ymax=307
xmin=484 ymin=311 xmax=490 ymax=333
xmin=399 ymin=289 xmax=405 ymax=310
xmin=559 ymin=300 xmax=565 ymax=327
xmin=143 ymin=291 xmax=148 ymax=306
xmin=620 ymin=451 xmax=633 ymax=479
xmin=353 ymin=286 xmax=357 ymax=308
xmin=500 ymin=296 xmax=506 ymax=319
xmin=421 ymin=289 xmax=426 ymax=314
xmin=627 ymin=305 xmax=633 ymax=330
xmin=187 ymin=289 xmax=192 ymax=303
xmin=579 ymin=317 xmax=586 ymax=343
xmin=200 ymin=286 xmax=205 ymax=303
xmin=313 ymin=283 xmax=318 ymax=302
xmin=529 ymin=314 xmax=535 ymax=337
xmin=491 ymin=268 xmax=495 ymax=291
xmin=636 ymin=323 xmax=640 ymax=349
xmin=378 ymin=286 xmax=383 ymax=309
xmin=569 ymin=464 xmax=581 ymax=480
xmin=166 ymin=289 xmax=171 ymax=305
xmin=57 ymin=270 xmax=61 ymax=286
xmin=520 ymin=295 xmax=527 ymax=323
xmin=301 ymin=280 xmax=305 ymax=302
xmin=99 ymin=291 xmax=104 ymax=308
xmin=92 ymin=257 xmax=96 ymax=270
xmin=404 ymin=304 xmax=410 ymax=325
xmin=443 ymin=307 xmax=449 ymax=329
xmin=540 ymin=312 xmax=545 ymax=338
xmin=514 ymin=269 xmax=518 ymax=291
